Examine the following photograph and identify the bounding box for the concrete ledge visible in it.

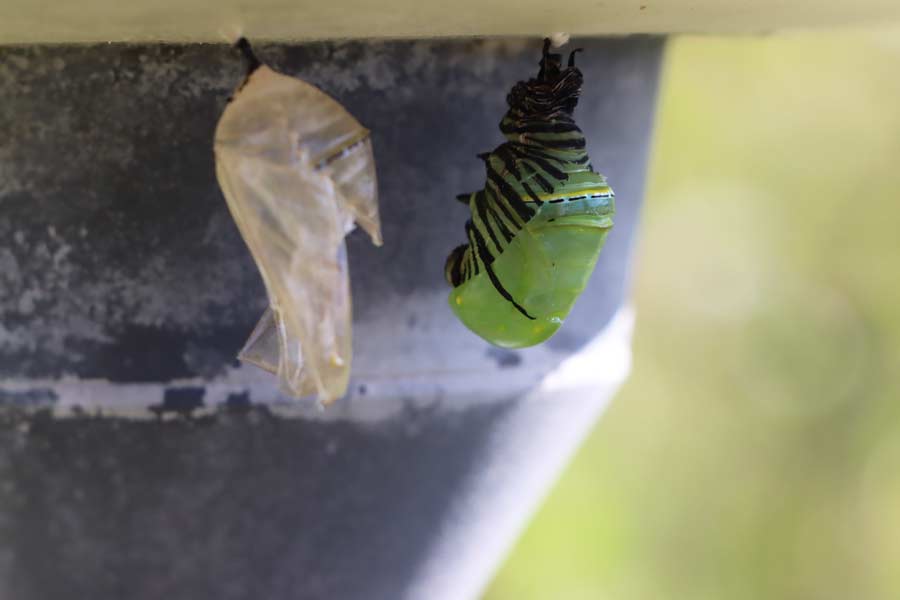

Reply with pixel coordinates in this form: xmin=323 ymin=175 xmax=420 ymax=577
xmin=1 ymin=0 xmax=899 ymax=44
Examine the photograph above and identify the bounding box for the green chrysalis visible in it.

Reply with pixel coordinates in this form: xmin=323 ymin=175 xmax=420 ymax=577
xmin=444 ymin=39 xmax=615 ymax=348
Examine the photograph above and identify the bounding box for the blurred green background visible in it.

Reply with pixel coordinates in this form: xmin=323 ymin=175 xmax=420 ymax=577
xmin=486 ymin=29 xmax=900 ymax=600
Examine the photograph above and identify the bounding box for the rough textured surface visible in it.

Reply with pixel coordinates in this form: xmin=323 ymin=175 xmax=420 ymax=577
xmin=1 ymin=39 xmax=657 ymax=400
xmin=0 ymin=39 xmax=663 ymax=599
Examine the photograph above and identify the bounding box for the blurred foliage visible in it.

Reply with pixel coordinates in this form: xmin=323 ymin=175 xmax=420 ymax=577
xmin=486 ymin=29 xmax=900 ymax=600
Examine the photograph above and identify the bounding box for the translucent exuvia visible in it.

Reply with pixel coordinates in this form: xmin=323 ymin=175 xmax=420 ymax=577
xmin=214 ymin=64 xmax=382 ymax=405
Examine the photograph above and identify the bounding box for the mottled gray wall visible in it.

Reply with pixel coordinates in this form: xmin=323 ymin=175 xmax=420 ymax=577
xmin=0 ymin=38 xmax=663 ymax=600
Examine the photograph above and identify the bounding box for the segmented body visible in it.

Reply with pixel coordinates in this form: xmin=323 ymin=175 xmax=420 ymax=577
xmin=445 ymin=40 xmax=615 ymax=348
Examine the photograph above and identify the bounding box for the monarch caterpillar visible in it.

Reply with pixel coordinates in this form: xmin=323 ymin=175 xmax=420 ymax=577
xmin=214 ymin=39 xmax=382 ymax=405
xmin=445 ymin=38 xmax=615 ymax=349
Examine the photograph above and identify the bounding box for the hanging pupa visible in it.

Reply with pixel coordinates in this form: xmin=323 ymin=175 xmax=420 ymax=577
xmin=214 ymin=39 xmax=382 ymax=405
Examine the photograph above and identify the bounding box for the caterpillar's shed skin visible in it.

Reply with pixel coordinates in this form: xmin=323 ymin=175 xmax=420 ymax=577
xmin=214 ymin=42 xmax=382 ymax=405
xmin=445 ymin=39 xmax=615 ymax=348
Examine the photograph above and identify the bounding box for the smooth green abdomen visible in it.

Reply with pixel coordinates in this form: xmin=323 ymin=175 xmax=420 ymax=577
xmin=448 ymin=196 xmax=614 ymax=348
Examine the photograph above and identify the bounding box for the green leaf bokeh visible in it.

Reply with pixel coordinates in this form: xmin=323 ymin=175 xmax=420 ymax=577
xmin=487 ymin=29 xmax=900 ymax=600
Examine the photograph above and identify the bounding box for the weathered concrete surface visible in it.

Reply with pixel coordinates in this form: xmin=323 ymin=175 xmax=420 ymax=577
xmin=0 ymin=39 xmax=659 ymax=412
xmin=0 ymin=39 xmax=663 ymax=599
